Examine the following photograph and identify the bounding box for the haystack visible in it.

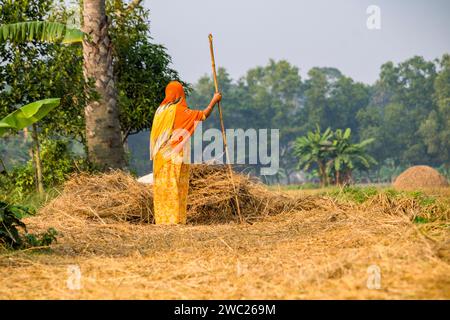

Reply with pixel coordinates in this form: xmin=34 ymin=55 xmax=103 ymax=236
xmin=40 ymin=165 xmax=316 ymax=224
xmin=393 ymin=165 xmax=449 ymax=191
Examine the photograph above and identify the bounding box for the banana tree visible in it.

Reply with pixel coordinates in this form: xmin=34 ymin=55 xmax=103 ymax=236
xmin=294 ymin=126 xmax=334 ymax=187
xmin=0 ymin=20 xmax=82 ymax=191
xmin=331 ymin=128 xmax=377 ymax=185
xmin=0 ymin=98 xmax=60 ymax=194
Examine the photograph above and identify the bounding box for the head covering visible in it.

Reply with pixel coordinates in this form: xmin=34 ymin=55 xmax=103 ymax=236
xmin=150 ymin=81 xmax=205 ymax=175
xmin=150 ymin=81 xmax=188 ymax=163
xmin=160 ymin=81 xmax=188 ymax=108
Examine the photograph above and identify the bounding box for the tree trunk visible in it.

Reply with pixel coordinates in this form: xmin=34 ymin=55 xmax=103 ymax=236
xmin=31 ymin=124 xmax=44 ymax=195
xmin=82 ymin=0 xmax=125 ymax=169
xmin=335 ymin=170 xmax=340 ymax=186
xmin=318 ymin=162 xmax=326 ymax=187
xmin=286 ymin=172 xmax=291 ymax=185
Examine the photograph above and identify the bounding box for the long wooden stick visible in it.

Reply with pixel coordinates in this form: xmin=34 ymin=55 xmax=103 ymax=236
xmin=208 ymin=33 xmax=244 ymax=223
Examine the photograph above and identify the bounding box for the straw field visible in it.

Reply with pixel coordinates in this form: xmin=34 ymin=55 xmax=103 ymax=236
xmin=0 ymin=166 xmax=449 ymax=299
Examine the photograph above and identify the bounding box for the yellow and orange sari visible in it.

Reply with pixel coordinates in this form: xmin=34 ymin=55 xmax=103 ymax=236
xmin=150 ymin=81 xmax=205 ymax=224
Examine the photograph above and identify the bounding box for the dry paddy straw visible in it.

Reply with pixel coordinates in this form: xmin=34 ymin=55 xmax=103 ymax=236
xmin=0 ymin=166 xmax=449 ymax=299
xmin=38 ymin=165 xmax=314 ymax=224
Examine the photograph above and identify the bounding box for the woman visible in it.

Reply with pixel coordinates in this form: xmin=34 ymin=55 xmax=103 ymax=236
xmin=150 ymin=81 xmax=221 ymax=224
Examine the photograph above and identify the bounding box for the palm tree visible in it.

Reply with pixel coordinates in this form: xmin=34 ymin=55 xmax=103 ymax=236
xmin=331 ymin=128 xmax=377 ymax=185
xmin=82 ymin=0 xmax=125 ymax=169
xmin=293 ymin=126 xmax=334 ymax=186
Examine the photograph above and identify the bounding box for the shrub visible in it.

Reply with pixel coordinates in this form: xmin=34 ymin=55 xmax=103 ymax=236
xmin=0 ymin=200 xmax=57 ymax=249
xmin=1 ymin=138 xmax=92 ymax=196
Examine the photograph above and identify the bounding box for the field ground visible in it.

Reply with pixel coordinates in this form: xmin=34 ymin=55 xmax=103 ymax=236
xmin=0 ymin=187 xmax=449 ymax=299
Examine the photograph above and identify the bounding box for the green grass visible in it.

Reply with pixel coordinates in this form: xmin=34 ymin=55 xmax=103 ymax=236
xmin=327 ymin=185 xmax=379 ymax=203
xmin=0 ymin=187 xmax=60 ymax=212
xmin=325 ymin=185 xmax=438 ymax=206
xmin=269 ymin=182 xmax=321 ymax=191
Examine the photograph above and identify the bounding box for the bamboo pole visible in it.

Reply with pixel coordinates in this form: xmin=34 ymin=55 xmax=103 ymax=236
xmin=208 ymin=33 xmax=243 ymax=223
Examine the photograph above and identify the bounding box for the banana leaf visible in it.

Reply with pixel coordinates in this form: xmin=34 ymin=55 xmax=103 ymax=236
xmin=0 ymin=98 xmax=60 ymax=136
xmin=0 ymin=21 xmax=83 ymax=44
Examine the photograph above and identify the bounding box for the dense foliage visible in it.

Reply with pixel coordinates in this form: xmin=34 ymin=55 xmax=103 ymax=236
xmin=0 ymin=0 xmax=89 ymax=142
xmin=188 ymin=56 xmax=450 ymax=183
xmin=0 ymin=138 xmax=91 ymax=197
xmin=0 ymin=200 xmax=57 ymax=249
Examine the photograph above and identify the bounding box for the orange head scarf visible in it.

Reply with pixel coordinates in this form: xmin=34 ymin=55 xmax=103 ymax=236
xmin=160 ymin=81 xmax=188 ymax=108
xmin=151 ymin=80 xmax=204 ymax=174
xmin=150 ymin=81 xmax=188 ymax=162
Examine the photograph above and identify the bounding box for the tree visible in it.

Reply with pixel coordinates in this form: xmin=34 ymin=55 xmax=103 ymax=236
xmin=239 ymin=60 xmax=303 ymax=178
xmin=302 ymin=67 xmax=370 ymax=136
xmin=183 ymin=55 xmax=445 ymax=184
xmin=293 ymin=127 xmax=376 ymax=186
xmin=331 ymin=128 xmax=376 ymax=185
xmin=1 ymin=0 xmax=181 ymax=166
xmin=0 ymin=99 xmax=61 ymax=136
xmin=357 ymin=56 xmax=439 ymax=167
xmin=420 ymin=54 xmax=450 ymax=168
xmin=293 ymin=126 xmax=334 ymax=187
xmin=378 ymin=57 xmax=436 ymax=164
xmin=188 ymin=67 xmax=237 ymax=130
xmin=82 ymin=0 xmax=125 ymax=169
xmin=302 ymin=67 xmax=338 ymax=132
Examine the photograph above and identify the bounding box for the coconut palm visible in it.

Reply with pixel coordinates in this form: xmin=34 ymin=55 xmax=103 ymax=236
xmin=82 ymin=0 xmax=125 ymax=169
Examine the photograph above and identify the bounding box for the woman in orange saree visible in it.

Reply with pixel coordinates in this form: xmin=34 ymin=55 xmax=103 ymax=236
xmin=150 ymin=81 xmax=221 ymax=224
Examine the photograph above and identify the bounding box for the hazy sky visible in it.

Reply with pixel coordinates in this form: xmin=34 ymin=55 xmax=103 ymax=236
xmin=145 ymin=0 xmax=450 ymax=85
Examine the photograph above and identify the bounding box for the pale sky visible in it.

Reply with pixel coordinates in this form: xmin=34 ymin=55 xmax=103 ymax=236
xmin=144 ymin=0 xmax=450 ymax=85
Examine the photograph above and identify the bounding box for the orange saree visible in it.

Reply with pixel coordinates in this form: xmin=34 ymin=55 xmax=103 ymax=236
xmin=150 ymin=81 xmax=205 ymax=224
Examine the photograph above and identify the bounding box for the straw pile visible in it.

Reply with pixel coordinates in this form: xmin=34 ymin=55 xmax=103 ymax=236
xmin=40 ymin=165 xmax=316 ymax=224
xmin=394 ymin=165 xmax=449 ymax=191
xmin=41 ymin=171 xmax=153 ymax=223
